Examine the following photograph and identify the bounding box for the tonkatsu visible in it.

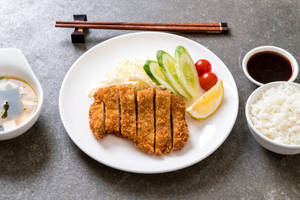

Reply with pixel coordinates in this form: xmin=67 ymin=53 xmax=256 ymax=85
xmin=89 ymin=85 xmax=189 ymax=155
xmin=136 ymin=87 xmax=155 ymax=154
xmin=89 ymin=102 xmax=105 ymax=139
xmin=119 ymin=86 xmax=137 ymax=142
xmin=102 ymin=86 xmax=120 ymax=136
xmin=155 ymin=89 xmax=172 ymax=155
xmin=171 ymin=94 xmax=189 ymax=150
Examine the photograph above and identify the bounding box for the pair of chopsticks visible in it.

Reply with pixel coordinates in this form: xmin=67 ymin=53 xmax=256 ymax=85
xmin=55 ymin=21 xmax=229 ymax=34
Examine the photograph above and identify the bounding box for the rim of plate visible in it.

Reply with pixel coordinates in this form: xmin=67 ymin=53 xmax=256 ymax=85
xmin=59 ymin=32 xmax=239 ymax=173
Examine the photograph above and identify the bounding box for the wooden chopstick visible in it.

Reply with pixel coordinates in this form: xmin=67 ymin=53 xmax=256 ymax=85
xmin=56 ymin=21 xmax=227 ymax=27
xmin=55 ymin=21 xmax=228 ymax=34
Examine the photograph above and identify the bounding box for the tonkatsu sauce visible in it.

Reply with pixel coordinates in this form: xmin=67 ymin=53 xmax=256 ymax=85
xmin=247 ymin=51 xmax=292 ymax=84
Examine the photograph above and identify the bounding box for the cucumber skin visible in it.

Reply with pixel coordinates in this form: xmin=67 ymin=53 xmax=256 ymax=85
xmin=143 ymin=60 xmax=161 ymax=86
xmin=143 ymin=60 xmax=178 ymax=95
xmin=175 ymin=46 xmax=201 ymax=100
xmin=156 ymin=50 xmax=169 ymax=74
xmin=175 ymin=46 xmax=186 ymax=55
xmin=157 ymin=50 xmax=192 ymax=99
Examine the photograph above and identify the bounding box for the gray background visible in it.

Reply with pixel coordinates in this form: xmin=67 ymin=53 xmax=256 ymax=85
xmin=0 ymin=0 xmax=299 ymax=199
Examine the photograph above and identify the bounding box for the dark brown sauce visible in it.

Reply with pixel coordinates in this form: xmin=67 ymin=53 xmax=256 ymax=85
xmin=247 ymin=51 xmax=292 ymax=84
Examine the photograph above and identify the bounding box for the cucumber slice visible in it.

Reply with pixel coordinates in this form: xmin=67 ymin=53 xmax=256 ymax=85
xmin=156 ymin=50 xmax=191 ymax=99
xmin=143 ymin=60 xmax=177 ymax=94
xmin=175 ymin=46 xmax=201 ymax=100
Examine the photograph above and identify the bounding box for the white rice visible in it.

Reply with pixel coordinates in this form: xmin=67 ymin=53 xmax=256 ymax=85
xmin=249 ymin=83 xmax=300 ymax=145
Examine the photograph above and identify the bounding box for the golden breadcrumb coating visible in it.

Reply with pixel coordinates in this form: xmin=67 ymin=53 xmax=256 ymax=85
xmin=155 ymin=89 xmax=172 ymax=155
xmin=102 ymin=86 xmax=121 ymax=136
xmin=136 ymin=88 xmax=155 ymax=154
xmin=171 ymin=94 xmax=189 ymax=151
xmin=93 ymin=87 xmax=105 ymax=103
xmin=89 ymin=86 xmax=189 ymax=155
xmin=89 ymin=102 xmax=105 ymax=139
xmin=119 ymin=86 xmax=136 ymax=142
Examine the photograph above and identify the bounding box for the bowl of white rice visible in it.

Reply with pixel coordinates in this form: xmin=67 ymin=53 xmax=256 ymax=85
xmin=245 ymin=81 xmax=300 ymax=155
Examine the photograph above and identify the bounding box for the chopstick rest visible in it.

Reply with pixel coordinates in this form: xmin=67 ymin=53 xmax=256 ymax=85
xmin=71 ymin=14 xmax=88 ymax=43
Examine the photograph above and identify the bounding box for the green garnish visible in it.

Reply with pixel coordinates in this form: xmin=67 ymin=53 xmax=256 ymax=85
xmin=1 ymin=101 xmax=9 ymax=119
xmin=143 ymin=46 xmax=200 ymax=100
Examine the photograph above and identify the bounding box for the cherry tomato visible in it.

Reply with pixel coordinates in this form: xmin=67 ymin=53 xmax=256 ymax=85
xmin=200 ymin=72 xmax=218 ymax=90
xmin=195 ymin=59 xmax=212 ymax=77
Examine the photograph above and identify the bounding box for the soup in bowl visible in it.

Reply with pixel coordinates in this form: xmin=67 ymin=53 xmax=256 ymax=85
xmin=0 ymin=48 xmax=43 ymax=140
xmin=0 ymin=77 xmax=38 ymax=132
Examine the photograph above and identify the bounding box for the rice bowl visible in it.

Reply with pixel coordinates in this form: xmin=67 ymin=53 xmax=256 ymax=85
xmin=245 ymin=81 xmax=300 ymax=155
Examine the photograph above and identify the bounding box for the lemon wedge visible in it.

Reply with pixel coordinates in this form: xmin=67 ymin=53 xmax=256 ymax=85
xmin=186 ymin=80 xmax=224 ymax=119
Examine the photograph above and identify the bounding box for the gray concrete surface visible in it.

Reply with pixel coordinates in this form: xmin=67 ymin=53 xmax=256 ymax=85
xmin=0 ymin=0 xmax=299 ymax=199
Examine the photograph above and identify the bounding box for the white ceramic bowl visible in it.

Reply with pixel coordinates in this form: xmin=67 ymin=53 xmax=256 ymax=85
xmin=242 ymin=46 xmax=299 ymax=86
xmin=0 ymin=48 xmax=43 ymax=140
xmin=245 ymin=81 xmax=300 ymax=155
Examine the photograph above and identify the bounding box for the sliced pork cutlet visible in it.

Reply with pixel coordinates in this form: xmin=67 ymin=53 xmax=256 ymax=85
xmin=171 ymin=94 xmax=189 ymax=150
xmin=155 ymin=89 xmax=172 ymax=155
xmin=136 ymin=88 xmax=155 ymax=154
xmin=89 ymin=102 xmax=105 ymax=139
xmin=93 ymin=87 xmax=105 ymax=103
xmin=102 ymin=86 xmax=121 ymax=136
xmin=89 ymin=87 xmax=106 ymax=139
xmin=119 ymin=86 xmax=136 ymax=142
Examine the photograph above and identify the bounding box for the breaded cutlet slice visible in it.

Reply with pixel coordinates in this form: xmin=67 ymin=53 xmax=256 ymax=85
xmin=155 ymin=89 xmax=172 ymax=155
xmin=136 ymin=88 xmax=155 ymax=154
xmin=119 ymin=86 xmax=136 ymax=142
xmin=102 ymin=86 xmax=121 ymax=136
xmin=93 ymin=87 xmax=105 ymax=103
xmin=89 ymin=102 xmax=105 ymax=139
xmin=171 ymin=94 xmax=189 ymax=150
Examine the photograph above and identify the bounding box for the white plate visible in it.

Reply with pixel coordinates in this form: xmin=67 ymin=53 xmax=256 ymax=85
xmin=59 ymin=32 xmax=239 ymax=174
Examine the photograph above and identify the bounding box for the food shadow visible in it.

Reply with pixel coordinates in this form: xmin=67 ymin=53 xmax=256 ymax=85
xmin=68 ymin=30 xmax=134 ymax=49
xmin=263 ymin=150 xmax=300 ymax=190
xmin=0 ymin=120 xmax=50 ymax=179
